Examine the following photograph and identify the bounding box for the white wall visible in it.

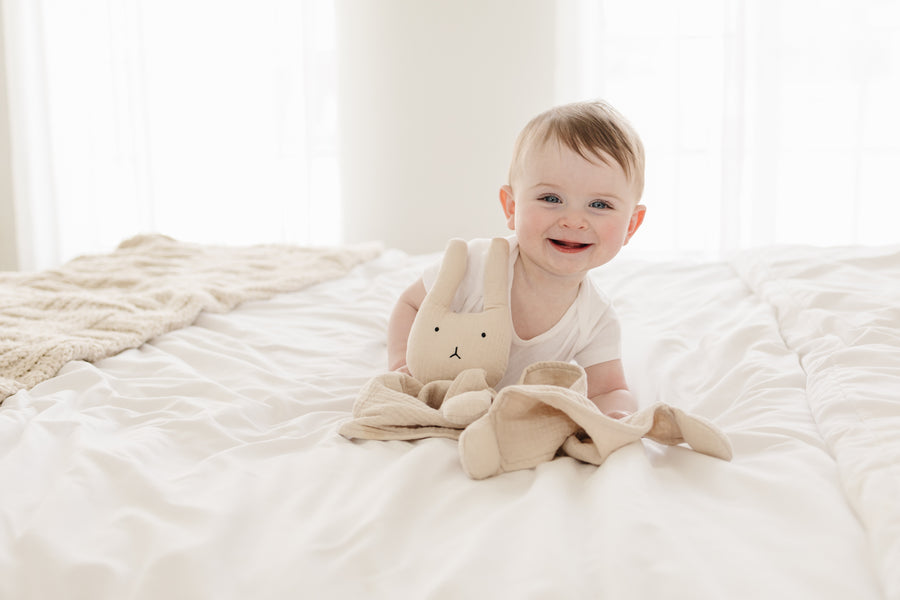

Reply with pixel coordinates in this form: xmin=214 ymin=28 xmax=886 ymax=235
xmin=0 ymin=2 xmax=17 ymax=270
xmin=336 ymin=0 xmax=557 ymax=254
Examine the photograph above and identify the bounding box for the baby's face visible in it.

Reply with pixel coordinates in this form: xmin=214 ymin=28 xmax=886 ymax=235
xmin=500 ymin=139 xmax=645 ymax=281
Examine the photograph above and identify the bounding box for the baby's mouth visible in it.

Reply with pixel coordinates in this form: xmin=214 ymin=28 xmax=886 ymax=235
xmin=549 ymin=239 xmax=592 ymax=252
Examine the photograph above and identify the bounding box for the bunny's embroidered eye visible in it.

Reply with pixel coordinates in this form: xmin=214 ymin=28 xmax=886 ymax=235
xmin=481 ymin=332 xmax=486 ymax=338
xmin=434 ymin=326 xmax=439 ymax=332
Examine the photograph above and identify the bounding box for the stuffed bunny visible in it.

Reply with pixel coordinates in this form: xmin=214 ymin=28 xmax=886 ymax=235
xmin=404 ymin=237 xmax=511 ymax=424
xmin=339 ymin=237 xmax=512 ymax=439
xmin=407 ymin=237 xmax=511 ymax=386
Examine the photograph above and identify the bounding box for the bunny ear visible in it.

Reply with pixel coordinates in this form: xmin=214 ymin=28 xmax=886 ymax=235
xmin=421 ymin=238 xmax=468 ymax=310
xmin=482 ymin=238 xmax=510 ymax=311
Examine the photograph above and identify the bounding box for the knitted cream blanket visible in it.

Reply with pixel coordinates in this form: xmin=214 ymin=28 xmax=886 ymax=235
xmin=0 ymin=234 xmax=381 ymax=402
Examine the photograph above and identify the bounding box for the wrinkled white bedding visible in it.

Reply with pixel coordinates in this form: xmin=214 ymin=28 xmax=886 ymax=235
xmin=1 ymin=243 xmax=897 ymax=599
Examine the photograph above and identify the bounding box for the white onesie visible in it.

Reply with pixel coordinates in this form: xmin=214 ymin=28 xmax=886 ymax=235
xmin=422 ymin=236 xmax=621 ymax=390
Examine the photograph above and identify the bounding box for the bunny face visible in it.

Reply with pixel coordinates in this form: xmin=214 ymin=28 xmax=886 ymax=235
xmin=407 ymin=238 xmax=511 ymax=387
xmin=413 ymin=306 xmax=509 ymax=384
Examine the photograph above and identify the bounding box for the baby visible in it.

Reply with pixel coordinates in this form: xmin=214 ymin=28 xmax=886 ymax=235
xmin=387 ymin=100 xmax=646 ymax=419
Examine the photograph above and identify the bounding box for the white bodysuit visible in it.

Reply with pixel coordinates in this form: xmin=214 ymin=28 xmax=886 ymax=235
xmin=422 ymin=236 xmax=621 ymax=390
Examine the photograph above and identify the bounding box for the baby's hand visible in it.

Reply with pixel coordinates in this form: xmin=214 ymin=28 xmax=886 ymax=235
xmin=394 ymin=364 xmax=411 ymax=376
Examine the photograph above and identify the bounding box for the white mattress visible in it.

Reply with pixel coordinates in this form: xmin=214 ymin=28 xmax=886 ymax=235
xmin=1 ymin=243 xmax=898 ymax=599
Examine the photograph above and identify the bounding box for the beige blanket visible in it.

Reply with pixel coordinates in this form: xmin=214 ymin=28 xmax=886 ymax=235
xmin=0 ymin=234 xmax=381 ymax=402
xmin=341 ymin=361 xmax=733 ymax=479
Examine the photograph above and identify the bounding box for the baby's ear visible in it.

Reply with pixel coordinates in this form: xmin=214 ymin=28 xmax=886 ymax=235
xmin=624 ymin=204 xmax=646 ymax=245
xmin=499 ymin=186 xmax=516 ymax=230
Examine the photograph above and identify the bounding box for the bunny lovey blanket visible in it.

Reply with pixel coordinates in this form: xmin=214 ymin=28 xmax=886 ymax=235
xmin=339 ymin=238 xmax=732 ymax=479
xmin=340 ymin=361 xmax=733 ymax=479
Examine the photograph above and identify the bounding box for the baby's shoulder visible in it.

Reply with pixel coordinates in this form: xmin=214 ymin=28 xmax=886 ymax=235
xmin=574 ymin=276 xmax=616 ymax=317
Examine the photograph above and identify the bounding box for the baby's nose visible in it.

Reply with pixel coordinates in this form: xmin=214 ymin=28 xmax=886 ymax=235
xmin=558 ymin=209 xmax=588 ymax=229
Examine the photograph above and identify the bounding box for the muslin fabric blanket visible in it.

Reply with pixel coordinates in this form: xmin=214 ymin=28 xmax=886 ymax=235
xmin=340 ymin=361 xmax=733 ymax=479
xmin=0 ymin=234 xmax=381 ymax=402
xmin=338 ymin=367 xmax=497 ymax=441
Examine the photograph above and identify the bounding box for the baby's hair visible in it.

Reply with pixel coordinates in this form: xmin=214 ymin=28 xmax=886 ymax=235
xmin=509 ymin=100 xmax=645 ymax=200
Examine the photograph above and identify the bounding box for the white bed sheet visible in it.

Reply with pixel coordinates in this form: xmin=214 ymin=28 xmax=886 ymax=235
xmin=1 ymin=244 xmax=897 ymax=599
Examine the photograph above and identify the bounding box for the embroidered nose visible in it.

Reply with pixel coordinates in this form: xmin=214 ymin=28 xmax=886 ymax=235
xmin=449 ymin=346 xmax=461 ymax=359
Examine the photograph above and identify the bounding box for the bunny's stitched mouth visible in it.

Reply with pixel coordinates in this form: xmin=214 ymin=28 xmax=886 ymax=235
xmin=449 ymin=346 xmax=462 ymax=359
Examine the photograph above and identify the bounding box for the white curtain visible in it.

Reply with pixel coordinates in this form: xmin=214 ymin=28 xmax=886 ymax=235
xmin=557 ymin=0 xmax=900 ymax=257
xmin=4 ymin=0 xmax=337 ymax=270
xmin=5 ymin=0 xmax=899 ymax=268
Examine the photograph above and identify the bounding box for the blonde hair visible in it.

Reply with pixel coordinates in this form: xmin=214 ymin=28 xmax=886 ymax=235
xmin=508 ymin=100 xmax=645 ymax=200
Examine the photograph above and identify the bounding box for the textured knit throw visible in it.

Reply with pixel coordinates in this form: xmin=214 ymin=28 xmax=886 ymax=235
xmin=0 ymin=234 xmax=381 ymax=402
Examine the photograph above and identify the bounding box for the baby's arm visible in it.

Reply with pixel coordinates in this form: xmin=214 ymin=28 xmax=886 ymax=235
xmin=585 ymin=359 xmax=638 ymax=419
xmin=386 ymin=278 xmax=427 ymax=372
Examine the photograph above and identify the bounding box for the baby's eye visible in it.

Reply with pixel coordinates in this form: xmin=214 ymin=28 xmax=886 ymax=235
xmin=589 ymin=200 xmax=612 ymax=209
xmin=540 ymin=194 xmax=562 ymax=204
